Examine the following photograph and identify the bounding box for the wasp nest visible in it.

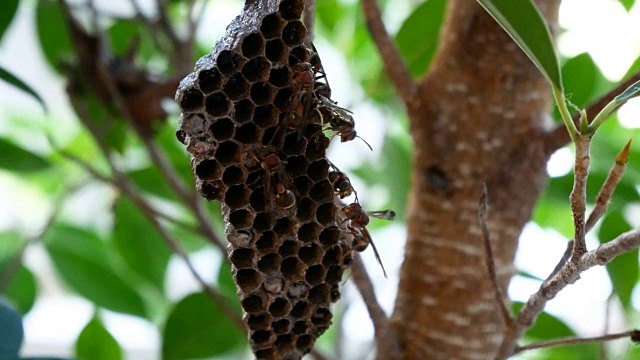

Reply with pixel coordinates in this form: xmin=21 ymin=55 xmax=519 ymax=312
xmin=174 ymin=0 xmax=382 ymax=358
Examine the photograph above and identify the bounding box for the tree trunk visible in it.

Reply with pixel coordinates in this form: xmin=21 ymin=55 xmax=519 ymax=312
xmin=383 ymin=1 xmax=560 ymax=359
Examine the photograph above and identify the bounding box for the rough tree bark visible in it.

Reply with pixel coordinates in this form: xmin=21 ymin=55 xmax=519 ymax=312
xmin=380 ymin=1 xmax=561 ymax=359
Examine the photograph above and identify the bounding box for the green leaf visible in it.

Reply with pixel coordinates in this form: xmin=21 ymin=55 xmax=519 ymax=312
xmin=315 ymin=0 xmax=342 ymax=34
xmin=396 ymin=0 xmax=447 ymax=77
xmin=614 ymin=79 xmax=640 ymax=103
xmin=619 ymin=0 xmax=635 ymax=11
xmin=561 ymin=53 xmax=598 ymax=111
xmin=162 ymin=292 xmax=245 ymax=359
xmin=112 ymin=197 xmax=171 ymax=290
xmin=127 ymin=167 xmax=176 ymax=200
xmin=598 ymin=210 xmax=636 ymax=309
xmin=4 ymin=265 xmax=37 ymax=315
xmin=0 ymin=65 xmax=47 ymax=111
xmin=0 ymin=138 xmax=51 ymax=173
xmin=352 ymin=130 xmax=411 ymax=220
xmin=35 ymin=0 xmax=73 ymax=70
xmin=513 ymin=302 xmax=574 ymax=339
xmin=0 ymin=232 xmax=24 ymax=265
xmin=216 ymin=262 xmax=242 ymax=314
xmin=0 ymin=0 xmax=19 ymax=42
xmin=0 ymin=299 xmax=23 ymax=358
xmin=477 ymin=0 xmax=562 ymax=90
xmin=107 ymin=20 xmax=155 ymax=61
xmin=76 ymin=317 xmax=122 ymax=360
xmin=44 ymin=224 xmax=147 ymax=317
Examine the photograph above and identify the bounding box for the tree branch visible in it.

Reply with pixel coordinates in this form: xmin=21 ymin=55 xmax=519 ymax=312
xmin=544 ymin=72 xmax=640 ymax=155
xmin=61 ymin=97 xmax=243 ymax=330
xmin=569 ymin=135 xmax=590 ymax=261
xmin=500 ymin=228 xmax=640 ymax=357
xmin=350 ymin=253 xmax=401 ymax=358
xmin=351 ymin=253 xmax=388 ymax=338
xmin=585 ymin=139 xmax=631 ymax=230
xmin=478 ymin=184 xmax=513 ymax=330
xmin=91 ymin=57 xmax=226 ymax=252
xmin=360 ymin=0 xmax=415 ymax=104
xmin=514 ymin=330 xmax=639 ymax=353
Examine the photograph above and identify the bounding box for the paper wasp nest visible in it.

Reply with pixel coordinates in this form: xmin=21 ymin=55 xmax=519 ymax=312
xmin=175 ymin=0 xmax=356 ymax=358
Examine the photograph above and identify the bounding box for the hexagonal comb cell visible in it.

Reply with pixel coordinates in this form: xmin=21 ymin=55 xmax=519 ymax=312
xmin=198 ymin=68 xmax=223 ymax=93
xmin=242 ymin=33 xmax=266 ymax=59
xmin=175 ymin=1 xmax=357 ymax=357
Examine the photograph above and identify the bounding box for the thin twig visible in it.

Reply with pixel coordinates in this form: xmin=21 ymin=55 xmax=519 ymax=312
xmin=585 ymin=139 xmax=632 ymax=231
xmin=68 ymin=96 xmax=244 ymax=334
xmin=309 ymin=348 xmax=332 ymax=360
xmin=478 ymin=184 xmax=513 ymax=329
xmin=498 ymin=228 xmax=640 ymax=357
xmin=155 ymin=0 xmax=182 ymax=48
xmin=92 ymin=57 xmax=226 ymax=251
xmin=127 ymin=0 xmax=168 ymax=53
xmin=569 ymin=135 xmax=591 ymax=261
xmin=55 ymin=148 xmax=201 ymax=235
xmin=600 ymin=291 xmax=616 ymax=360
xmin=360 ymin=0 xmax=415 ymax=103
xmin=547 ymin=240 xmax=573 ymax=279
xmin=0 ymin=181 xmax=84 ymax=292
xmin=514 ymin=330 xmax=638 ymax=353
xmin=186 ymin=0 xmax=207 ymax=45
xmin=350 ymin=253 xmax=388 ymax=338
xmin=544 ymin=72 xmax=640 ymax=155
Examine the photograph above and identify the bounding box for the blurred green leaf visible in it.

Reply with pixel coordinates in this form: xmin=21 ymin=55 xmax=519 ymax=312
xmin=512 ymin=303 xmax=598 ymax=358
xmin=516 ymin=269 xmax=543 ymax=281
xmin=162 ymin=292 xmax=245 ymax=359
xmin=0 ymin=0 xmax=19 ymax=42
xmin=477 ymin=0 xmax=562 ymax=90
xmin=216 ymin=262 xmax=242 ymax=314
xmin=316 ymin=0 xmax=342 ymax=34
xmin=127 ymin=167 xmax=177 ymax=200
xmin=0 ymin=232 xmax=24 ymax=265
xmin=513 ymin=302 xmax=574 ymax=339
xmin=35 ymin=0 xmax=73 ymax=70
xmin=352 ymin=130 xmax=411 ymax=220
xmin=0 ymin=65 xmax=47 ymax=111
xmin=155 ymin=122 xmax=196 ymax=185
xmin=107 ymin=20 xmax=152 ymax=59
xmin=599 ymin=210 xmax=636 ymax=309
xmin=396 ymin=0 xmax=446 ymax=77
xmin=532 ymin=197 xmax=573 ymax=238
xmin=545 ymin=172 xmax=639 ymax=211
xmin=0 ymin=299 xmax=23 ymax=358
xmin=0 ymin=138 xmax=51 ymax=173
xmin=4 ymin=265 xmax=37 ymax=315
xmin=561 ymin=53 xmax=598 ymax=112
xmin=619 ymin=0 xmax=635 ymax=11
xmin=104 ymin=120 xmax=129 ymax=154
xmin=76 ymin=317 xmax=122 ymax=360
xmin=44 ymin=224 xmax=147 ymax=317
xmin=112 ymin=197 xmax=171 ymax=290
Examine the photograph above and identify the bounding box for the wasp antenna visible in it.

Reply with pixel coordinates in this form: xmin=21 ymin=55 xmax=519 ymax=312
xmin=368 ymin=237 xmax=387 ymax=278
xmin=357 ymin=135 xmax=373 ymax=151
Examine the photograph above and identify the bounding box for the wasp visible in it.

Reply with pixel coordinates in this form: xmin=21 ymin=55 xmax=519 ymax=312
xmin=341 ymin=202 xmax=396 ymax=277
xmin=253 ymin=152 xmax=296 ymax=215
xmin=315 ymin=94 xmax=373 ymax=151
xmin=328 ymin=161 xmax=357 ymax=200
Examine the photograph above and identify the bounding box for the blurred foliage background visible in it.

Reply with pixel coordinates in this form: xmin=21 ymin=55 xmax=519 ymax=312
xmin=1 ymin=0 xmax=640 ymax=359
